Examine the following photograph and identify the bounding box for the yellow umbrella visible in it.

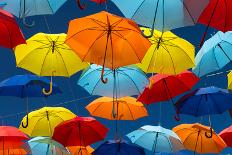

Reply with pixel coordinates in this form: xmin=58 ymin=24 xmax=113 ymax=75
xmin=67 ymin=146 xmax=94 ymax=155
xmin=227 ymin=71 xmax=232 ymax=90
xmin=14 ymin=33 xmax=89 ymax=95
xmin=86 ymin=96 xmax=148 ymax=120
xmin=173 ymin=123 xmax=226 ymax=154
xmin=19 ymin=107 xmax=76 ymax=137
xmin=137 ymin=28 xmax=195 ymax=75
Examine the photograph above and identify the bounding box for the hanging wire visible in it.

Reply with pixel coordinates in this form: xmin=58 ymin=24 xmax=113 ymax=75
xmin=104 ymin=1 xmax=108 ymax=12
xmin=43 ymin=16 xmax=52 ymax=34
xmin=66 ymin=79 xmax=79 ymax=114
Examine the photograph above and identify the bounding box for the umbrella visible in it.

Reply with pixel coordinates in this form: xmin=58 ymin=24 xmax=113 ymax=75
xmin=0 ymin=9 xmax=25 ymax=48
xmin=111 ymin=0 xmax=209 ymax=37
xmin=65 ymin=11 xmax=150 ymax=83
xmin=137 ymin=71 xmax=199 ymax=105
xmin=28 ymin=137 xmax=70 ymax=155
xmin=93 ymin=140 xmax=145 ymax=155
xmin=14 ymin=33 xmax=88 ymax=95
xmin=0 ymin=126 xmax=29 ymax=141
xmin=137 ymin=28 xmax=195 ymax=75
xmin=173 ymin=123 xmax=226 ymax=154
xmin=67 ymin=146 xmax=94 ymax=155
xmin=193 ymin=31 xmax=232 ymax=77
xmin=127 ymin=125 xmax=184 ymax=153
xmin=78 ymin=65 xmax=148 ymax=98
xmin=86 ymin=96 xmax=148 ymax=120
xmin=227 ymin=71 xmax=232 ymax=90
xmin=52 ymin=117 xmax=108 ymax=147
xmin=2 ymin=0 xmax=67 ymax=27
xmin=0 ymin=148 xmax=29 ymax=155
xmin=198 ymin=0 xmax=232 ymax=46
xmin=219 ymin=125 xmax=232 ymax=147
xmin=19 ymin=107 xmax=76 ymax=137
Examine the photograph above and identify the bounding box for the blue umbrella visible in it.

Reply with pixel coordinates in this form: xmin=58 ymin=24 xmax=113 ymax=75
xmin=78 ymin=65 xmax=148 ymax=98
xmin=93 ymin=140 xmax=145 ymax=155
xmin=111 ymin=0 xmax=209 ymax=37
xmin=193 ymin=31 xmax=232 ymax=77
xmin=2 ymin=0 xmax=67 ymax=27
xmin=127 ymin=125 xmax=184 ymax=153
xmin=0 ymin=74 xmax=61 ymax=98
xmin=28 ymin=137 xmax=70 ymax=155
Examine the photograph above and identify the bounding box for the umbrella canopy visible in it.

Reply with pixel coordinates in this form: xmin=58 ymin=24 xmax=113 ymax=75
xmin=127 ymin=125 xmax=184 ymax=153
xmin=111 ymin=0 xmax=209 ymax=35
xmin=137 ymin=28 xmax=195 ymax=75
xmin=86 ymin=96 xmax=148 ymax=120
xmin=28 ymin=137 xmax=70 ymax=155
xmin=67 ymin=146 xmax=94 ymax=155
xmin=193 ymin=31 xmax=232 ymax=77
xmin=227 ymin=71 xmax=232 ymax=90
xmin=173 ymin=123 xmax=226 ymax=154
xmin=78 ymin=65 xmax=148 ymax=98
xmin=219 ymin=125 xmax=232 ymax=147
xmin=65 ymin=11 xmax=150 ymax=82
xmin=93 ymin=140 xmax=145 ymax=155
xmin=0 ymin=126 xmax=29 ymax=141
xmin=175 ymin=86 xmax=232 ymax=117
xmin=0 ymin=74 xmax=61 ymax=97
xmin=0 ymin=148 xmax=29 ymax=155
xmin=52 ymin=117 xmax=108 ymax=147
xmin=138 ymin=71 xmax=199 ymax=104
xmin=19 ymin=107 xmax=76 ymax=137
xmin=0 ymin=9 xmax=25 ymax=48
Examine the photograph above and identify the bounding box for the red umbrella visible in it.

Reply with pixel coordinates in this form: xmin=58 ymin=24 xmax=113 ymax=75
xmin=198 ymin=0 xmax=232 ymax=46
xmin=0 ymin=10 xmax=25 ymax=48
xmin=219 ymin=125 xmax=232 ymax=147
xmin=52 ymin=117 xmax=108 ymax=147
xmin=137 ymin=71 xmax=199 ymax=105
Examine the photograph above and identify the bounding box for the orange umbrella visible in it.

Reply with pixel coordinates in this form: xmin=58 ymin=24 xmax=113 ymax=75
xmin=66 ymin=11 xmax=150 ymax=83
xmin=173 ymin=123 xmax=226 ymax=154
xmin=86 ymin=96 xmax=148 ymax=120
xmin=0 ymin=148 xmax=29 ymax=155
xmin=67 ymin=146 xmax=94 ymax=155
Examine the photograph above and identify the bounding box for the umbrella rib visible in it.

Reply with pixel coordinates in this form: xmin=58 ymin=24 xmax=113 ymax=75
xmin=146 ymin=45 xmax=158 ymax=73
xmin=212 ymin=46 xmax=221 ymax=69
xmin=180 ymin=0 xmax=196 ymax=24
xmin=1 ymin=21 xmax=13 ymax=48
xmin=131 ymin=0 xmax=147 ymax=19
xmin=54 ymin=48 xmax=70 ymax=77
xmin=123 ymin=102 xmax=135 ymax=120
xmin=39 ymin=47 xmax=52 ymax=76
xmin=87 ymin=17 xmax=108 ymax=28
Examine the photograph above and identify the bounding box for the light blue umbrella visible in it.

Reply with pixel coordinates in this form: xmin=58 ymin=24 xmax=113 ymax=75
xmin=193 ymin=31 xmax=232 ymax=77
xmin=78 ymin=65 xmax=148 ymax=98
xmin=111 ymin=0 xmax=209 ymax=37
xmin=28 ymin=137 xmax=70 ymax=155
xmin=127 ymin=125 xmax=184 ymax=153
xmin=2 ymin=0 xmax=67 ymax=26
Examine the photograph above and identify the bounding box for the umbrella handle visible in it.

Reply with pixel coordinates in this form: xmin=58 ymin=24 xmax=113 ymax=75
xmin=141 ymin=28 xmax=154 ymax=38
xmin=76 ymin=0 xmax=86 ymax=10
xmin=205 ymin=128 xmax=213 ymax=138
xmin=101 ymin=67 xmax=108 ymax=84
xmin=42 ymin=80 xmax=53 ymax=96
xmin=21 ymin=113 xmax=29 ymax=128
xmin=23 ymin=16 xmax=35 ymax=28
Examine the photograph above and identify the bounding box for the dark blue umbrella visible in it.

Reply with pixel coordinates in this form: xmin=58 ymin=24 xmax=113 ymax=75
xmin=93 ymin=140 xmax=145 ymax=155
xmin=0 ymin=74 xmax=61 ymax=97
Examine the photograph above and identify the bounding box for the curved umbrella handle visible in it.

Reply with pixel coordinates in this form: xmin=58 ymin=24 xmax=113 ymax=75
xmin=76 ymin=0 xmax=86 ymax=10
xmin=21 ymin=113 xmax=29 ymax=128
xmin=141 ymin=28 xmax=154 ymax=38
xmin=101 ymin=66 xmax=108 ymax=84
xmin=205 ymin=128 xmax=213 ymax=138
xmin=23 ymin=16 xmax=35 ymax=28
xmin=42 ymin=80 xmax=53 ymax=96
xmin=174 ymin=114 xmax=181 ymax=121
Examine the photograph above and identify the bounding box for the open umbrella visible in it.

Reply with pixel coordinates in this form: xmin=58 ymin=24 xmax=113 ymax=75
xmin=2 ymin=0 xmax=67 ymax=27
xmin=67 ymin=146 xmax=94 ymax=155
xmin=111 ymin=0 xmax=209 ymax=37
xmin=137 ymin=71 xmax=199 ymax=105
xmin=65 ymin=11 xmax=150 ymax=83
xmin=193 ymin=31 xmax=232 ymax=77
xmin=52 ymin=117 xmax=108 ymax=147
xmin=127 ymin=125 xmax=184 ymax=153
xmin=0 ymin=9 xmax=25 ymax=48
xmin=14 ymin=33 xmax=88 ymax=95
xmin=78 ymin=65 xmax=148 ymax=98
xmin=86 ymin=96 xmax=148 ymax=120
xmin=137 ymin=28 xmax=195 ymax=75
xmin=219 ymin=125 xmax=232 ymax=147
xmin=173 ymin=123 xmax=226 ymax=154
xmin=19 ymin=107 xmax=76 ymax=137
xmin=28 ymin=137 xmax=70 ymax=155
xmin=93 ymin=140 xmax=145 ymax=155
xmin=198 ymin=0 xmax=232 ymax=46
